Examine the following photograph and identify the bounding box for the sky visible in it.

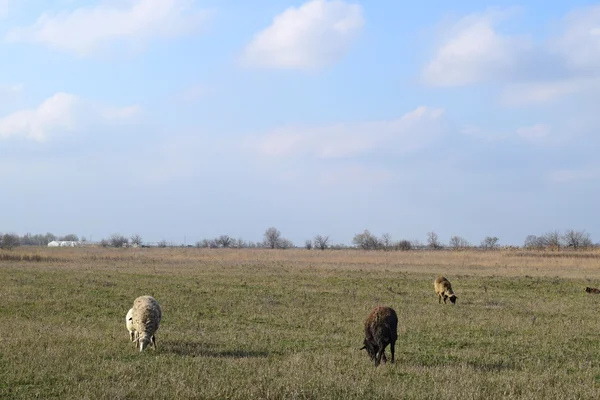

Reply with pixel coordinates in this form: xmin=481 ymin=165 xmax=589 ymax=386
xmin=1 ymin=0 xmax=600 ymax=246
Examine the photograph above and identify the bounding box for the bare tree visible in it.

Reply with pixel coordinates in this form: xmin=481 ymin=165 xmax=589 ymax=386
xmin=20 ymin=233 xmax=35 ymax=246
xmin=263 ymin=227 xmax=282 ymax=249
xmin=562 ymin=229 xmax=592 ymax=249
xmin=263 ymin=227 xmax=293 ymax=249
xmin=279 ymin=238 xmax=294 ymax=249
xmin=0 ymin=233 xmax=20 ymax=250
xmin=380 ymin=233 xmax=393 ymax=251
xmin=352 ymin=230 xmax=381 ymax=250
xmin=313 ymin=235 xmax=330 ymax=250
xmin=524 ymin=235 xmax=544 ymax=249
xmin=110 ymin=234 xmax=128 ymax=248
xmin=542 ymin=231 xmax=561 ymax=250
xmin=427 ymin=232 xmax=442 ymax=249
xmin=304 ymin=240 xmax=313 ymax=250
xmin=157 ymin=240 xmax=168 ymax=248
xmin=481 ymin=236 xmax=499 ymax=249
xmin=216 ymin=235 xmax=234 ymax=248
xmin=130 ymin=234 xmax=143 ymax=246
xmin=411 ymin=239 xmax=424 ymax=249
xmin=396 ymin=240 xmax=412 ymax=251
xmin=449 ymin=236 xmax=470 ymax=249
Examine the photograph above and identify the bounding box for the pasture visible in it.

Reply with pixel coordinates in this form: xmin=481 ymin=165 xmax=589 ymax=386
xmin=2 ymin=247 xmax=600 ymax=399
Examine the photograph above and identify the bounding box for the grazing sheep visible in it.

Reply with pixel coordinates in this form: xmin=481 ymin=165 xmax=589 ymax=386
xmin=131 ymin=295 xmax=162 ymax=352
xmin=434 ymin=276 xmax=457 ymax=304
xmin=360 ymin=306 xmax=398 ymax=367
xmin=585 ymin=287 xmax=600 ymax=294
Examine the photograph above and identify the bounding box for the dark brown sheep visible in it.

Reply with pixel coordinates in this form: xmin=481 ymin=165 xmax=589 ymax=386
xmin=434 ymin=276 xmax=457 ymax=304
xmin=585 ymin=287 xmax=600 ymax=294
xmin=360 ymin=306 xmax=398 ymax=367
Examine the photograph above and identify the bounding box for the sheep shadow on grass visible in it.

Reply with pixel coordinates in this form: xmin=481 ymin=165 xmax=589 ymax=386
xmin=161 ymin=341 xmax=269 ymax=359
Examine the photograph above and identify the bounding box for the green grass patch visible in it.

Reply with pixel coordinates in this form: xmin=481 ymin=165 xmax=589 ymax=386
xmin=1 ymin=249 xmax=600 ymax=399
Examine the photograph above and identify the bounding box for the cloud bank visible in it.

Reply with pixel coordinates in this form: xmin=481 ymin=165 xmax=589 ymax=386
xmin=243 ymin=0 xmax=364 ymax=69
xmin=6 ymin=0 xmax=211 ymax=56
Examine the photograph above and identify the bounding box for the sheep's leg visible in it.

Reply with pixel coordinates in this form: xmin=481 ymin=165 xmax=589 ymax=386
xmin=438 ymin=294 xmax=441 ymax=304
xmin=390 ymin=341 xmax=395 ymax=363
xmin=151 ymin=335 xmax=157 ymax=350
xmin=375 ymin=346 xmax=386 ymax=367
xmin=443 ymin=295 xmax=447 ymax=304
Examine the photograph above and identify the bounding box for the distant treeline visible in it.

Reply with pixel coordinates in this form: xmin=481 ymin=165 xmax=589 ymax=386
xmin=0 ymin=228 xmax=596 ymax=251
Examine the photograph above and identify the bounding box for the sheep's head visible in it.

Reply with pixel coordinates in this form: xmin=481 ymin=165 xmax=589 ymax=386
xmin=360 ymin=339 xmax=377 ymax=360
xmin=125 ymin=309 xmax=136 ymax=341
xmin=137 ymin=333 xmax=152 ymax=352
xmin=449 ymin=294 xmax=457 ymax=304
xmin=585 ymin=287 xmax=592 ymax=293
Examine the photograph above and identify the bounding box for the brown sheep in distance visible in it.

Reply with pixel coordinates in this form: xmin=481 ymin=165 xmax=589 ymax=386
xmin=360 ymin=306 xmax=398 ymax=367
xmin=585 ymin=287 xmax=600 ymax=294
xmin=434 ymin=276 xmax=457 ymax=304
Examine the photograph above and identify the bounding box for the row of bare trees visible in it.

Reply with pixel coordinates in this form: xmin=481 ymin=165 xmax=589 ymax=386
xmin=98 ymin=234 xmax=143 ymax=248
xmin=349 ymin=230 xmax=500 ymax=251
xmin=350 ymin=230 xmax=413 ymax=251
xmin=524 ymin=230 xmax=593 ymax=250
xmin=194 ymin=227 xmax=294 ymax=249
xmin=1 ymin=228 xmax=597 ymax=251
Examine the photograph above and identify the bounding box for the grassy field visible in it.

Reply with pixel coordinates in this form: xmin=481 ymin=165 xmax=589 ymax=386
xmin=2 ymin=247 xmax=600 ymax=399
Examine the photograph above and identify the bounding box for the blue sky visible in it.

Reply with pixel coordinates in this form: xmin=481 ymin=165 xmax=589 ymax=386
xmin=1 ymin=0 xmax=600 ymax=246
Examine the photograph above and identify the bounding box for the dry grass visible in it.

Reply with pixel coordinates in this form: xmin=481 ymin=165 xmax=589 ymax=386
xmin=2 ymin=247 xmax=600 ymax=399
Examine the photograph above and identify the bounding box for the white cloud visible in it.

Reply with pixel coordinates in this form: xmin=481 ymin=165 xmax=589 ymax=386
xmin=423 ymin=9 xmax=531 ymax=86
xmin=553 ymin=5 xmax=600 ymax=70
xmin=254 ymin=106 xmax=445 ymax=158
xmin=0 ymin=93 xmax=138 ymax=141
xmin=424 ymin=4 xmax=600 ymax=106
xmin=243 ymin=0 xmax=364 ymax=69
xmin=516 ymin=124 xmax=549 ymax=141
xmin=5 ymin=0 xmax=211 ymax=56
xmin=0 ymin=93 xmax=78 ymax=141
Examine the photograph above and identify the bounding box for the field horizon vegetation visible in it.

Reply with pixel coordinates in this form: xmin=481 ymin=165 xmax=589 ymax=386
xmin=2 ymin=247 xmax=600 ymax=399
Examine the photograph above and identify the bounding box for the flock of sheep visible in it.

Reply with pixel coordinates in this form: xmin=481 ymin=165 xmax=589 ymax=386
xmin=359 ymin=276 xmax=458 ymax=366
xmin=124 ymin=276 xmax=458 ymax=366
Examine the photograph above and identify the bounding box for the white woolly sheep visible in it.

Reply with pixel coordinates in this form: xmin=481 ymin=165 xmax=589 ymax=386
xmin=131 ymin=295 xmax=162 ymax=352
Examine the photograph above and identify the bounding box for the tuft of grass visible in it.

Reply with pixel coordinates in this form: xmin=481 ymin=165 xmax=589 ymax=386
xmin=2 ymin=248 xmax=600 ymax=398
